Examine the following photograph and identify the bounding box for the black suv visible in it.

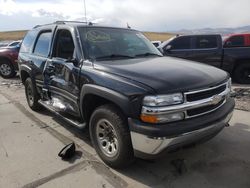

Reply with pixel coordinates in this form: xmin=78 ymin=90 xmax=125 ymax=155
xmin=18 ymin=21 xmax=235 ymax=168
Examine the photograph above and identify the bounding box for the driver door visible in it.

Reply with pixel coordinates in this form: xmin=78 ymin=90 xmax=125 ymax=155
xmin=44 ymin=28 xmax=81 ymax=118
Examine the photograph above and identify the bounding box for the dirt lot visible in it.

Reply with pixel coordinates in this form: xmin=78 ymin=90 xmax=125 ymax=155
xmin=0 ymin=76 xmax=250 ymax=188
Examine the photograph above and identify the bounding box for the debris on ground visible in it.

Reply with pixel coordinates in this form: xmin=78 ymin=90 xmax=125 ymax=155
xmin=171 ymin=159 xmax=187 ymax=175
xmin=58 ymin=142 xmax=76 ymax=160
xmin=233 ymin=87 xmax=250 ymax=111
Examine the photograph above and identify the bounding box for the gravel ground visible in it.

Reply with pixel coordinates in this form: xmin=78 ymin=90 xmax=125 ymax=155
xmin=233 ymin=87 xmax=250 ymax=111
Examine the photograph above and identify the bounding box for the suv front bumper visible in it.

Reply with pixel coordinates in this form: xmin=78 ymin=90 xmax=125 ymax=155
xmin=129 ymin=98 xmax=234 ymax=158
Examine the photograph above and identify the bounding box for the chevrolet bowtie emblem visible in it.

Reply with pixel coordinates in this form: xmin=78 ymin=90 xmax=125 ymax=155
xmin=211 ymin=95 xmax=222 ymax=105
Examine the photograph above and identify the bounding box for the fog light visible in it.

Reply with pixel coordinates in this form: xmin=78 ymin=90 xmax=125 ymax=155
xmin=141 ymin=112 xmax=185 ymax=124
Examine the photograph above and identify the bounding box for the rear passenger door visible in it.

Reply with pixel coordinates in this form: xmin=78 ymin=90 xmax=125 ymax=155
xmin=191 ymin=35 xmax=223 ymax=68
xmin=163 ymin=36 xmax=193 ymax=60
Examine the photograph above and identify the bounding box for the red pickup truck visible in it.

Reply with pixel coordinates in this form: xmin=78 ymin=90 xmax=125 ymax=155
xmin=223 ymin=33 xmax=250 ymax=47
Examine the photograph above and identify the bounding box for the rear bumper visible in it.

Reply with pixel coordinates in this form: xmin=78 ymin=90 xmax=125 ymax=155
xmin=129 ymin=98 xmax=234 ymax=158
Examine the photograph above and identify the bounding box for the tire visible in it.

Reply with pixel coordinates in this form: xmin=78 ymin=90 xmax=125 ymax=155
xmin=0 ymin=59 xmax=16 ymax=78
xmin=24 ymin=78 xmax=42 ymax=111
xmin=233 ymin=63 xmax=250 ymax=84
xmin=89 ymin=104 xmax=134 ymax=168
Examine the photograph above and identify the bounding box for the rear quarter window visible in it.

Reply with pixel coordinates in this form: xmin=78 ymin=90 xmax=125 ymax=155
xmin=195 ymin=36 xmax=218 ymax=49
xmin=20 ymin=30 xmax=38 ymax=53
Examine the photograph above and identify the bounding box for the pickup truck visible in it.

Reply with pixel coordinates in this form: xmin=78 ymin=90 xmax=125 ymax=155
xmin=159 ymin=34 xmax=250 ymax=84
xmin=18 ymin=21 xmax=234 ymax=168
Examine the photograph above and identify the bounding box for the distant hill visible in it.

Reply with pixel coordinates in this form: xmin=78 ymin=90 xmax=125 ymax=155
xmin=0 ymin=30 xmax=174 ymax=42
xmin=0 ymin=30 xmax=27 ymax=41
xmin=174 ymin=25 xmax=250 ymax=35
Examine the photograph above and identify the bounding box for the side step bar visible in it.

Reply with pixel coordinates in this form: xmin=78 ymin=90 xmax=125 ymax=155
xmin=39 ymin=100 xmax=86 ymax=129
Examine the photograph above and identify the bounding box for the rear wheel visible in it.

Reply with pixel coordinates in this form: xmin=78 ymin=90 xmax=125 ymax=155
xmin=0 ymin=60 xmax=16 ymax=78
xmin=89 ymin=104 xmax=134 ymax=168
xmin=24 ymin=78 xmax=42 ymax=111
xmin=233 ymin=63 xmax=250 ymax=84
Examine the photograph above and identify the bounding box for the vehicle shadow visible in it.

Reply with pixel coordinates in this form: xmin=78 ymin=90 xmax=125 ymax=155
xmin=117 ymin=122 xmax=250 ymax=188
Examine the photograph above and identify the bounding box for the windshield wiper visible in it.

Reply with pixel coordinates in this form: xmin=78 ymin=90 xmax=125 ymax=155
xmin=96 ymin=54 xmax=134 ymax=60
xmin=135 ymin=52 xmax=162 ymax=57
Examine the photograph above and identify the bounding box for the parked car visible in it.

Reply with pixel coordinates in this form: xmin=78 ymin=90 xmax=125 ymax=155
xmin=223 ymin=33 xmax=250 ymax=47
xmin=18 ymin=21 xmax=234 ymax=168
xmin=151 ymin=40 xmax=162 ymax=47
xmin=0 ymin=40 xmax=12 ymax=48
xmin=158 ymin=34 xmax=250 ymax=84
xmin=7 ymin=40 xmax=22 ymax=48
xmin=0 ymin=43 xmax=20 ymax=78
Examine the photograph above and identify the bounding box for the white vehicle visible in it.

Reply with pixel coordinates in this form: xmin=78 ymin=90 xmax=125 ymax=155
xmin=151 ymin=40 xmax=162 ymax=47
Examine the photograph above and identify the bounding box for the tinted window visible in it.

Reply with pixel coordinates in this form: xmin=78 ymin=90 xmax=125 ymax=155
xmin=170 ymin=37 xmax=191 ymax=50
xmin=195 ymin=36 xmax=218 ymax=49
xmin=20 ymin=30 xmax=38 ymax=53
xmin=53 ymin=30 xmax=75 ymax=59
xmin=225 ymin=36 xmax=244 ymax=47
xmin=33 ymin=31 xmax=52 ymax=57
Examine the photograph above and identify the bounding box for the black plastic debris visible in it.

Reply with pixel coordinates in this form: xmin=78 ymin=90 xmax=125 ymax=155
xmin=58 ymin=142 xmax=76 ymax=160
xmin=171 ymin=158 xmax=187 ymax=175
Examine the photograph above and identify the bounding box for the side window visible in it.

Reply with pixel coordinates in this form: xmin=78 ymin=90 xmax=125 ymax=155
xmin=195 ymin=36 xmax=218 ymax=49
xmin=33 ymin=31 xmax=52 ymax=57
xmin=20 ymin=30 xmax=38 ymax=53
xmin=52 ymin=30 xmax=75 ymax=59
xmin=170 ymin=37 xmax=191 ymax=50
xmin=225 ymin=36 xmax=244 ymax=47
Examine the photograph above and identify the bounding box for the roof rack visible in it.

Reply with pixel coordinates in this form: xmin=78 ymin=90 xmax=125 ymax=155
xmin=33 ymin=21 xmax=94 ymax=29
xmin=54 ymin=21 xmax=93 ymax=25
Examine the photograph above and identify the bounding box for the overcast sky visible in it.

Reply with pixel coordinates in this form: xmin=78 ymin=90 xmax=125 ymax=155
xmin=0 ymin=0 xmax=250 ymax=31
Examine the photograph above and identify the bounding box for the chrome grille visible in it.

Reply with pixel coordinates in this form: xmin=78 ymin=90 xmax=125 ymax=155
xmin=184 ymin=80 xmax=229 ymax=118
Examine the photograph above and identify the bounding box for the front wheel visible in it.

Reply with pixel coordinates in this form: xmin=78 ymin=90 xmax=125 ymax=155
xmin=89 ymin=104 xmax=134 ymax=168
xmin=233 ymin=63 xmax=250 ymax=84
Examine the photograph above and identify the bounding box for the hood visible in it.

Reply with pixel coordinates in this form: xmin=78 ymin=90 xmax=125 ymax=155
xmin=93 ymin=57 xmax=228 ymax=94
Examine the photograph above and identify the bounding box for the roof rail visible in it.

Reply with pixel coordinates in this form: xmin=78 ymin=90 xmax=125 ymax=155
xmin=54 ymin=20 xmax=93 ymax=25
xmin=33 ymin=21 xmax=94 ymax=29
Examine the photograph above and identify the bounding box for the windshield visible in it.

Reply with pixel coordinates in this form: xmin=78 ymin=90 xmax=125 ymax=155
xmin=78 ymin=27 xmax=162 ymax=60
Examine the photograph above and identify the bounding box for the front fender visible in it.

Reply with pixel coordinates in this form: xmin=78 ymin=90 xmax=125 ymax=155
xmin=80 ymin=84 xmax=132 ymax=117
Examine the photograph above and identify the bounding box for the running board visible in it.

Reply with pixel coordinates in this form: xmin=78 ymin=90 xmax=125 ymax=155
xmin=38 ymin=100 xmax=86 ymax=129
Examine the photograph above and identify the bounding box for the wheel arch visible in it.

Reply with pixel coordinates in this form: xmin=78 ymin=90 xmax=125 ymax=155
xmin=0 ymin=56 xmax=12 ymax=64
xmin=80 ymin=84 xmax=131 ymax=124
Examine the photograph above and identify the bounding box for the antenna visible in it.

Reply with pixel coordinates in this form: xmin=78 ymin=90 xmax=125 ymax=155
xmin=127 ymin=22 xmax=131 ymax=29
xmin=83 ymin=0 xmax=87 ymax=23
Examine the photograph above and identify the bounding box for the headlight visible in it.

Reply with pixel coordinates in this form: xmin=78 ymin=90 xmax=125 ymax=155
xmin=141 ymin=93 xmax=184 ymax=124
xmin=143 ymin=93 xmax=183 ymax=107
xmin=227 ymin=78 xmax=232 ymax=91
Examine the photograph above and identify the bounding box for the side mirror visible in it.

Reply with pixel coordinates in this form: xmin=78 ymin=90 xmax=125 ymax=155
xmin=165 ymin=45 xmax=172 ymax=51
xmin=66 ymin=58 xmax=78 ymax=67
xmin=224 ymin=41 xmax=232 ymax=48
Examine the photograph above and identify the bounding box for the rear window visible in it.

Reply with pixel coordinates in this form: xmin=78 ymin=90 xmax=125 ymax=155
xmin=33 ymin=31 xmax=52 ymax=57
xmin=225 ymin=36 xmax=244 ymax=47
xmin=195 ymin=36 xmax=218 ymax=49
xmin=20 ymin=30 xmax=38 ymax=53
xmin=170 ymin=36 xmax=191 ymax=50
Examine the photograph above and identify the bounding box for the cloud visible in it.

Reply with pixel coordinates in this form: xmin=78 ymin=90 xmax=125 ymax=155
xmin=0 ymin=0 xmax=250 ymax=31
